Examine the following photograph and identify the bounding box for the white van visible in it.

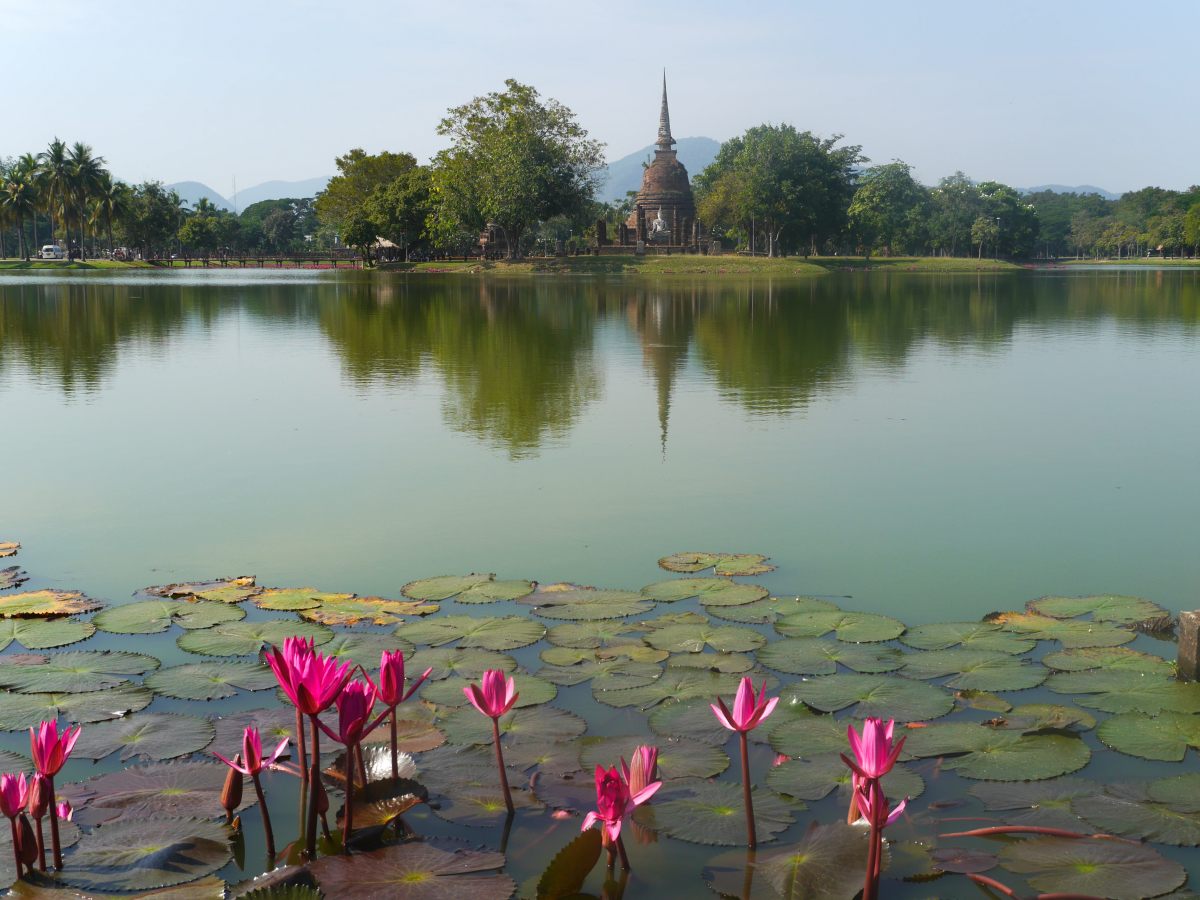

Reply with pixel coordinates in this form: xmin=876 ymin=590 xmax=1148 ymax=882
xmin=39 ymin=245 xmax=65 ymax=260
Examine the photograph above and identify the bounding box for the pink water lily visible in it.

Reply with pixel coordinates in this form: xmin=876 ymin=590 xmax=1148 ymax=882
xmin=214 ymin=726 xmax=289 ymax=776
xmin=622 ymin=745 xmax=659 ymax=797
xmin=582 ymin=763 xmax=661 ymax=867
xmin=266 ymin=645 xmax=353 ymax=716
xmin=321 ymin=679 xmax=376 ymax=747
xmin=841 ymin=718 xmax=905 ymax=781
xmin=856 ymin=779 xmax=907 ymax=828
xmin=55 ymin=802 xmax=71 ymax=822
xmin=367 ymin=650 xmax=432 ymax=780
xmin=840 ymin=718 xmax=907 ymax=900
xmin=0 ymin=773 xmax=27 ymax=820
xmin=711 ymin=677 xmax=778 ymax=734
xmin=30 ymin=721 xmax=79 ymax=778
xmin=463 ymin=669 xmax=519 ymax=719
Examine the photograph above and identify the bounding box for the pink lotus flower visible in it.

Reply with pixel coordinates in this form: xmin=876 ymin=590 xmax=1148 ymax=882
xmin=711 ymin=677 xmax=779 ymax=734
xmin=463 ymin=670 xmax=518 ymax=719
xmin=856 ymin=779 xmax=907 ymax=827
xmin=27 ymin=775 xmax=49 ymax=820
xmin=55 ymin=802 xmax=71 ymax=822
xmin=266 ymin=645 xmax=353 ymax=716
xmin=30 ymin=722 xmax=80 ymax=777
xmin=581 ymin=764 xmax=660 ymax=844
xmin=0 ymin=773 xmax=28 ymax=820
xmin=841 ymin=718 xmax=905 ymax=782
xmin=622 ymin=745 xmax=659 ymax=797
xmin=323 ymin=679 xmax=376 ymax=746
xmin=377 ymin=650 xmax=431 ymax=707
xmin=773 ymin=754 xmax=791 ymax=767
xmin=214 ymin=726 xmax=288 ymax=776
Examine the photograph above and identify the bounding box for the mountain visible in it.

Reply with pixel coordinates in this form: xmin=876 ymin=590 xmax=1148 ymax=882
xmin=168 ymin=181 xmax=232 ymax=210
xmin=1022 ymin=184 xmax=1120 ymax=200
xmin=166 ymin=177 xmax=332 ymax=212
xmin=597 ymin=136 xmax=721 ymax=203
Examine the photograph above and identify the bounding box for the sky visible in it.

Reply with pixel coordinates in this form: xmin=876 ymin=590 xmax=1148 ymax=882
xmin=3 ymin=0 xmax=1196 ymax=194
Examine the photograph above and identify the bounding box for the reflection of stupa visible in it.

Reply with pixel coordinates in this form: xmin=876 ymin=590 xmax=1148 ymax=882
xmin=625 ymin=293 xmax=694 ymax=458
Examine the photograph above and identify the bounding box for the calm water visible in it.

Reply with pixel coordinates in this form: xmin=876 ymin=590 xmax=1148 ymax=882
xmin=2 ymin=268 xmax=1199 ymax=618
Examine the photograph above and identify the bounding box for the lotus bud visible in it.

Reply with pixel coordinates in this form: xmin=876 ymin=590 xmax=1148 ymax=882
xmin=28 ymin=775 xmax=50 ymax=820
xmin=55 ymin=801 xmax=72 ymax=822
xmin=16 ymin=815 xmax=37 ymax=868
xmin=220 ymin=754 xmax=243 ymax=822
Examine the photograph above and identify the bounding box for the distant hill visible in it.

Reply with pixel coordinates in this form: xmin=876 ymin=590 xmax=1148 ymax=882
xmin=597 ymin=136 xmax=721 ymax=203
xmin=1022 ymin=184 xmax=1120 ymax=200
xmin=168 ymin=181 xmax=232 ymax=210
xmin=167 ymin=176 xmax=331 ymax=212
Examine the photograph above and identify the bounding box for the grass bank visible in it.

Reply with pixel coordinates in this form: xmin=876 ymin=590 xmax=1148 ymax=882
xmin=1060 ymin=257 xmax=1200 ymax=266
xmin=0 ymin=259 xmax=153 ymax=270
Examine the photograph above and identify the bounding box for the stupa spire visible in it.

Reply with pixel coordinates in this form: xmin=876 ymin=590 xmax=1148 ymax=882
xmin=657 ymin=70 xmax=675 ymax=150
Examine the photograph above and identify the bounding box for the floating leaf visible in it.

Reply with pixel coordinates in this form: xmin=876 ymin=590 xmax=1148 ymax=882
xmin=1097 ymin=712 xmax=1200 ymax=761
xmin=706 ymin=596 xmax=839 ymax=625
xmin=59 ymin=817 xmax=232 ymax=892
xmin=636 ymin=781 xmax=794 ymax=845
xmin=0 ymin=542 xmax=18 ymax=559
xmin=956 ymin=689 xmax=1013 ymax=713
xmin=146 ymin=661 xmax=277 ymax=700
xmin=0 ymin=589 xmax=103 ymax=618
xmin=310 ymin=841 xmax=515 ymax=900
xmin=177 ymin=620 xmax=332 ymax=656
xmin=968 ymin=778 xmax=1096 ymax=829
xmin=1046 ymin=669 xmax=1200 ymax=714
xmin=541 ymin=643 xmax=666 ymax=666
xmin=787 ymin=674 xmax=953 ymax=722
xmin=544 ymin=620 xmax=640 ymax=649
xmin=997 ymin=836 xmax=1185 ymax=899
xmin=406 ymin=647 xmax=516 ymax=681
xmin=754 ymin=822 xmax=875 ymax=900
xmin=301 ymin=595 xmax=436 ymax=626
xmin=767 ymin=753 xmax=923 ymax=803
xmin=903 ymin=722 xmax=1090 ymax=780
xmin=637 ymin=611 xmax=711 ymax=632
xmin=253 ymin=587 xmax=352 ymax=611
xmin=1073 ymin=782 xmax=1200 ymax=846
xmin=342 ymin=776 xmax=428 ymax=828
xmin=520 ymin=586 xmax=655 ymax=620
xmin=1042 ymin=646 xmax=1174 ymax=676
xmin=538 ymin=657 xmax=662 ymax=691
xmin=72 ymin=712 xmax=215 ymax=761
xmin=146 ymin=576 xmax=259 ymax=604
xmin=995 ymin=611 xmax=1134 ymax=648
xmin=643 ymin=622 xmax=765 ymax=654
xmin=0 ymin=683 xmax=153 ymax=730
xmin=775 ymin=610 xmax=905 ymax=643
xmin=319 ymin=632 xmax=411 ymax=669
xmin=536 ymin=828 xmax=602 ymax=900
xmin=440 ymin=705 xmax=586 ymax=746
xmin=0 ymin=617 xmax=94 ymax=650
xmin=580 ymin=735 xmax=730 ymax=779
xmin=900 ymin=621 xmax=1034 ymax=654
xmin=756 ymin=637 xmax=902 ymax=676
xmin=594 ymin=667 xmax=747 ymax=710
xmin=457 ymin=579 xmax=536 ymax=604
xmin=401 ymin=574 xmax=495 ymax=601
xmin=0 ymin=650 xmax=159 ymax=693
xmin=1149 ymin=773 xmax=1200 ymax=812
xmin=421 ymin=674 xmax=557 ymax=709
xmin=0 ymin=566 xmax=28 ymax=591
xmin=434 ymin=785 xmax=542 ymax=825
xmin=658 ymin=551 xmax=775 ymax=576
xmin=1002 ymin=703 xmax=1096 ymax=732
xmin=901 ymin=648 xmax=1047 ymax=691
xmin=640 ymin=577 xmax=768 ymax=607
xmin=77 ymin=760 xmax=256 ymax=818
xmin=647 ymin=699 xmax=733 ymax=746
xmin=394 ymin=615 xmax=545 ymax=651
xmin=1028 ymin=594 xmax=1170 ymax=624
xmin=667 ymin=651 xmax=754 ymax=673
xmin=212 ymin=708 xmax=298 ymax=756
xmin=94 ymin=599 xmax=245 ymax=634
xmin=768 ymin=714 xmax=859 ymax=759
xmin=501 ymin=741 xmax=582 ymax=775
xmin=325 ymin=742 xmax=418 ymax=786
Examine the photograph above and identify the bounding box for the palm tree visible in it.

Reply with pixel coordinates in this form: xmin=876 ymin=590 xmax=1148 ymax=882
xmin=68 ymin=142 xmax=106 ymax=260
xmin=2 ymin=174 xmax=38 ymax=261
xmin=14 ymin=153 xmax=43 ymax=249
xmin=92 ymin=173 xmax=129 ymax=254
xmin=38 ymin=138 xmax=70 ymax=248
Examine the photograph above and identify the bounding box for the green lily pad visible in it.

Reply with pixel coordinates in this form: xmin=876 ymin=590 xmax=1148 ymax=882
xmin=400 ymin=574 xmax=496 ymax=601
xmin=0 ymin=617 xmax=95 ymax=650
xmin=593 ymin=667 xmax=748 ymax=711
xmin=394 ymin=615 xmax=545 ymax=651
xmin=146 ymin=576 xmax=259 ymax=604
xmin=520 ymin=585 xmax=655 ymax=620
xmin=432 ymin=785 xmax=542 ymax=826
xmin=421 ymin=674 xmax=557 ymax=709
xmin=1042 ymin=646 xmax=1174 ymax=676
xmin=997 ymin=836 xmax=1185 ymax=899
xmin=59 ymin=817 xmax=232 ymax=892
xmin=643 ymin=622 xmax=765 ymax=654
xmin=1028 ymin=594 xmax=1170 ymax=624
xmin=579 ymin=734 xmax=730 ymax=779
xmin=968 ymin=778 xmax=1095 ymax=829
xmin=145 ymin=661 xmax=277 ymax=700
xmin=706 ymin=596 xmax=840 ymax=625
xmin=901 ymin=648 xmax=1047 ymax=691
xmin=0 ymin=683 xmax=153 ymax=730
xmin=775 ymin=610 xmax=905 ymax=643
xmin=439 ymin=705 xmax=586 ymax=746
xmin=637 ymin=611 xmax=711 ymax=632
xmin=94 ymin=599 xmax=245 ymax=634
xmin=0 ymin=589 xmax=103 ymax=618
xmin=456 ymin=579 xmax=536 ymax=604
xmin=544 ymin=620 xmax=640 ymax=648
xmin=0 ymin=650 xmax=159 ymax=692
xmin=767 ymin=752 xmax=923 ymax=803
xmin=319 ymin=632 xmax=412 ymax=669
xmin=536 ymin=828 xmax=602 ymax=900
xmin=540 ymin=643 xmax=666 ymax=666
xmin=956 ymin=689 xmax=1013 ymax=713
xmin=301 ymin=595 xmax=438 ymax=626
xmin=1002 ymin=703 xmax=1096 ymax=732
xmin=658 ymin=551 xmax=775 ymax=576
xmin=753 ymin=822 xmax=876 ymax=900
xmin=995 ymin=611 xmax=1134 ymax=648
xmin=177 ymin=620 xmax=333 ymax=656
xmin=903 ymin=722 xmax=1090 ymax=780
xmin=253 ymin=587 xmax=353 ymax=611
xmin=788 ymin=674 xmax=954 ymax=722
xmin=757 ymin=637 xmax=903 ymax=676
xmin=537 ymin=657 xmax=662 ymax=691
xmin=1046 ymin=669 xmax=1200 ymax=714
xmin=640 ymin=577 xmax=768 ymax=607
xmin=768 ymin=714 xmax=862 ymax=759
xmin=0 ymin=566 xmax=28 ymax=590
xmin=667 ymin=651 xmax=755 ymax=673
xmin=635 ymin=780 xmax=794 ymax=846
xmin=648 ymin=699 xmax=736 ymax=746
xmin=406 ymin=647 xmax=516 ymax=681
xmin=309 ymin=841 xmax=514 ymax=900
xmin=76 ymin=760 xmax=256 ymax=818
xmin=71 ymin=712 xmax=215 ymax=761
xmin=900 ymin=621 xmax=1035 ymax=654
xmin=212 ymin=707 xmax=298 ymax=756
xmin=1097 ymin=712 xmax=1200 ymax=761
xmin=1073 ymin=782 xmax=1200 ymax=846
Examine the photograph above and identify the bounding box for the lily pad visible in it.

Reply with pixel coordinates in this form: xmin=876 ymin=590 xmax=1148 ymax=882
xmin=0 ymin=566 xmax=27 ymax=591
xmin=768 ymin=714 xmax=862 ymax=759
xmin=997 ymin=836 xmax=1185 ymax=899
xmin=310 ymin=841 xmax=515 ymax=900
xmin=253 ymin=587 xmax=353 ymax=611
xmin=319 ymin=632 xmax=412 ymax=669
xmin=647 ymin=699 xmax=736 ymax=746
xmin=0 ymin=617 xmax=95 ymax=650
xmin=593 ymin=667 xmax=748 ymax=710
xmin=707 ymin=595 xmax=840 ymax=625
xmin=541 ymin=642 xmax=666 ymax=666
xmin=640 ymin=577 xmax=768 ymax=607
xmin=969 ymin=778 xmax=1095 ymax=829
xmin=94 ymin=599 xmax=245 ymax=634
xmin=301 ymin=595 xmax=437 ymax=626
xmin=658 ymin=551 xmax=775 ymax=576
xmin=901 ymin=648 xmax=1047 ymax=691
xmin=538 ymin=657 xmax=662 ymax=692
xmin=342 ymin=776 xmax=429 ymax=828
xmin=1042 ymin=646 xmax=1174 ymax=676
xmin=59 ymin=817 xmax=232 ymax=892
xmin=536 ymin=828 xmax=602 ymax=900
xmin=902 ymin=722 xmax=1090 ymax=780
xmin=1073 ymin=782 xmax=1200 ymax=846
xmin=433 ymin=785 xmax=542 ymax=826
xmin=394 ymin=615 xmax=546 ymax=651
xmin=520 ymin=585 xmax=655 ymax=620
xmin=635 ymin=781 xmax=794 ymax=846
xmin=0 ymin=683 xmax=153 ymax=730
xmin=0 ymin=542 xmax=18 ymax=558
xmin=994 ymin=611 xmax=1134 ymax=648
xmin=0 ymin=589 xmax=103 ymax=618
xmin=643 ymin=623 xmax=765 ymax=654
xmin=71 ymin=712 xmax=215 ymax=761
xmin=767 ymin=753 xmax=923 ymax=803
xmin=406 ymin=647 xmax=516 ymax=681
xmin=421 ymin=674 xmax=557 ymax=709
xmin=1046 ymin=669 xmax=1200 ymax=714
xmin=177 ymin=620 xmax=333 ymax=656
xmin=753 ymin=822 xmax=876 ymax=900
xmin=756 ymin=637 xmax=903 ymax=676
xmin=76 ymin=760 xmax=256 ymax=818
xmin=212 ymin=708 xmax=298 ymax=756
xmin=0 ymin=650 xmax=159 ymax=692
xmin=440 ymin=705 xmax=586 ymax=746
xmin=667 ymin=651 xmax=754 ymax=673
xmin=146 ymin=661 xmax=278 ymax=700
xmin=457 ymin=579 xmax=536 ymax=604
xmin=1149 ymin=773 xmax=1200 ymax=812
xmin=579 ymin=735 xmax=730 ymax=779
xmin=544 ymin=620 xmax=640 ymax=648
xmin=1002 ymin=703 xmax=1096 ymax=732
xmin=775 ymin=610 xmax=905 ymax=643
xmin=1097 ymin=712 xmax=1200 ymax=761
xmin=900 ymin=621 xmax=1035 ymax=654
xmin=787 ymin=674 xmax=954 ymax=722
xmin=1028 ymin=594 xmax=1170 ymax=624
xmin=401 ymin=574 xmax=499 ymax=601
xmin=146 ymin=576 xmax=259 ymax=604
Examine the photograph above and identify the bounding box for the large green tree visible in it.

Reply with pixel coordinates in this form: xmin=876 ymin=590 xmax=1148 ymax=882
xmin=315 ymin=149 xmax=422 ymax=233
xmin=367 ymin=164 xmax=433 ymax=258
xmin=847 ymin=161 xmax=931 ymax=257
xmin=431 ymin=79 xmax=604 ymax=259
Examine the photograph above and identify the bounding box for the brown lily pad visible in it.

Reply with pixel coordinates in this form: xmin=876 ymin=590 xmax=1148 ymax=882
xmin=0 ymin=542 xmax=18 ymax=559
xmin=309 ymin=841 xmax=514 ymax=899
xmin=299 ymin=595 xmax=438 ymax=626
xmin=0 ymin=567 xmax=28 ymax=591
xmin=0 ymin=589 xmax=103 ymax=618
xmin=145 ymin=576 xmax=260 ymax=604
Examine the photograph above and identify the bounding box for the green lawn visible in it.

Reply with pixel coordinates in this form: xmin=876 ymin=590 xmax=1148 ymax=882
xmin=1060 ymin=257 xmax=1200 ymax=266
xmin=0 ymin=259 xmax=153 ymax=270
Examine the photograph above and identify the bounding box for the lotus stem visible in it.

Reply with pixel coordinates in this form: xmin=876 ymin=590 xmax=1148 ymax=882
xmin=491 ymin=717 xmax=514 ymax=814
xmin=7 ymin=819 xmax=19 ymax=880
xmin=967 ymin=872 xmax=1017 ymax=896
xmin=295 ymin=708 xmax=308 ymax=781
xmin=860 ymin=778 xmax=882 ymax=900
xmin=739 ymin=732 xmax=756 ymax=849
xmin=846 ymin=787 xmax=859 ymax=824
xmin=35 ymin=817 xmax=45 ymax=871
xmin=305 ymin=716 xmax=321 ymax=857
xmin=355 ymin=743 xmax=368 ymax=789
xmin=250 ymin=773 xmax=276 ymax=861
xmin=939 ymin=825 xmax=1134 ymax=843
xmin=741 ymin=849 xmax=756 ymax=900
xmin=499 ymin=810 xmax=514 ymax=854
xmin=46 ymin=774 xmax=62 ymax=870
xmin=390 ymin=711 xmax=399 ymax=780
xmin=616 ymin=834 xmax=630 ymax=872
xmin=342 ymin=742 xmax=356 ymax=853
xmin=605 ymin=843 xmax=616 ymax=870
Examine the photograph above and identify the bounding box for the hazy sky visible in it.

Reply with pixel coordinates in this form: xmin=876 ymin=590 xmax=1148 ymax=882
xmin=4 ymin=0 xmax=1195 ymax=194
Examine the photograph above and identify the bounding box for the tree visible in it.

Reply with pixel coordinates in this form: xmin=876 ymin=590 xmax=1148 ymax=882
xmin=928 ymin=172 xmax=982 ymax=257
xmin=92 ymin=173 xmax=129 ymax=253
xmin=2 ymin=173 xmax=37 ymax=260
xmin=976 ymin=181 xmax=1039 ymax=258
xmin=119 ymin=182 xmax=183 ymax=259
xmin=340 ymin=209 xmax=377 ymax=265
xmin=261 ymin=208 xmax=296 ymax=252
xmin=368 ymin=164 xmax=432 ymax=258
xmin=847 ymin=161 xmax=930 ymax=257
xmin=431 ymin=79 xmax=605 ymax=259
xmin=38 ymin=138 xmax=71 ymax=245
xmin=971 ymin=215 xmax=999 ymax=259
xmin=178 ymin=215 xmax=218 ymax=254
xmin=315 ymin=150 xmax=422 ymax=232
xmin=67 ymin=142 xmax=106 ymax=260
xmin=1185 ymin=202 xmax=1200 ymax=256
